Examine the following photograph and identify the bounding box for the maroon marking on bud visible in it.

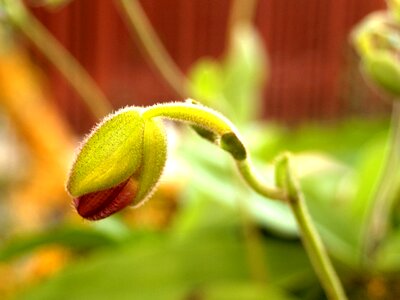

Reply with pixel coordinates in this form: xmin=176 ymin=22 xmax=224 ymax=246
xmin=73 ymin=178 xmax=138 ymax=220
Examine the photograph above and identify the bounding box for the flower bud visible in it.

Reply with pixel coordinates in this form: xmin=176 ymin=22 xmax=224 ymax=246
xmin=66 ymin=107 xmax=167 ymax=220
xmin=352 ymin=12 xmax=400 ymax=97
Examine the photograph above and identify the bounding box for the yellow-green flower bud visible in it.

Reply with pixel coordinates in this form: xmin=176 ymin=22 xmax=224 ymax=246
xmin=66 ymin=107 xmax=167 ymax=220
xmin=352 ymin=12 xmax=400 ymax=97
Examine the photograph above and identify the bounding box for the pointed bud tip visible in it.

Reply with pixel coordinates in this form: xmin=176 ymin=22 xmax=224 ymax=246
xmin=73 ymin=178 xmax=138 ymax=221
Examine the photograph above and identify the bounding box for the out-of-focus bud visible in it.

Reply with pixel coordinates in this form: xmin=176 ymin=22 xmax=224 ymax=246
xmin=351 ymin=12 xmax=400 ymax=97
xmin=66 ymin=107 xmax=167 ymax=220
xmin=388 ymin=0 xmax=400 ymax=24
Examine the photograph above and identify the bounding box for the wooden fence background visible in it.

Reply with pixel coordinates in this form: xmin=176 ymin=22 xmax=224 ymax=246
xmin=32 ymin=0 xmax=387 ymax=131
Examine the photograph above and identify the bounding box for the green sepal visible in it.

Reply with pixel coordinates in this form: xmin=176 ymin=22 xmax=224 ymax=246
xmin=220 ymin=132 xmax=247 ymax=160
xmin=67 ymin=108 xmax=145 ymax=197
xmin=191 ymin=124 xmax=218 ymax=143
xmin=133 ymin=118 xmax=168 ymax=206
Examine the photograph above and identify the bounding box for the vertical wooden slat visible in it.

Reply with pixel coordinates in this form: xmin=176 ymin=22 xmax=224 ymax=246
xmin=29 ymin=0 xmax=388 ymax=130
xmin=177 ymin=0 xmax=195 ymax=71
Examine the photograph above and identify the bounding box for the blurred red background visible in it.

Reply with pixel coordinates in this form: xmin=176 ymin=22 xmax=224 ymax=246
xmin=30 ymin=0 xmax=387 ymax=131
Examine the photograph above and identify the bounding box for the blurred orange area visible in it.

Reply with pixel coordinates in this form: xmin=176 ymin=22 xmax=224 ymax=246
xmin=0 ymin=37 xmax=75 ymax=231
xmin=0 ymin=34 xmax=180 ymax=234
xmin=0 ymin=246 xmax=70 ymax=298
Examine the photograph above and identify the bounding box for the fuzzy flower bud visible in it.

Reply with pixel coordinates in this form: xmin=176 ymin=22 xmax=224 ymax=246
xmin=66 ymin=107 xmax=167 ymax=220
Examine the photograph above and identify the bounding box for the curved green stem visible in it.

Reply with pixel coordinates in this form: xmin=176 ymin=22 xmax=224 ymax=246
xmin=362 ymin=101 xmax=400 ymax=263
xmin=143 ymin=101 xmax=347 ymax=299
xmin=290 ymin=191 xmax=347 ymax=300
xmin=143 ymin=101 xmax=237 ymax=136
xmin=237 ymin=150 xmax=346 ymax=299
xmin=2 ymin=0 xmax=112 ymax=118
xmin=275 ymin=154 xmax=347 ymax=300
xmin=236 ymin=159 xmax=286 ymax=201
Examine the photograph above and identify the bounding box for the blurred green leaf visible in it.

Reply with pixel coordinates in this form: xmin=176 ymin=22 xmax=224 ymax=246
xmin=17 ymin=199 xmax=314 ymax=300
xmin=188 ymin=59 xmax=227 ymax=110
xmin=177 ymin=130 xmax=297 ymax=237
xmin=176 ymin=118 xmax=389 ymax=242
xmin=223 ymin=24 xmax=267 ymax=124
xmin=187 ymin=24 xmax=267 ymax=125
xmin=272 ymin=119 xmax=388 ymax=164
xmin=349 ymin=133 xmax=388 ymax=222
xmin=0 ymin=226 xmax=119 ymax=261
xmin=0 ymin=218 xmax=133 ymax=261
xmin=13 ymin=115 xmax=391 ymax=299
xmin=200 ymin=282 xmax=296 ymax=300
xmin=295 ymin=138 xmax=386 ymax=268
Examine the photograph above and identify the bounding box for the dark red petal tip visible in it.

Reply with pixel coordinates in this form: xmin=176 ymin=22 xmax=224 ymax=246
xmin=73 ymin=178 xmax=138 ymax=220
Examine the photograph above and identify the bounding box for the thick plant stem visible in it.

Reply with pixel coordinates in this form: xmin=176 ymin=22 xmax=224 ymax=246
xmin=362 ymin=101 xmax=400 ymax=263
xmin=238 ymin=153 xmax=347 ymax=299
xmin=116 ymin=0 xmax=188 ymax=98
xmin=2 ymin=0 xmax=112 ymax=119
xmin=274 ymin=155 xmax=347 ymax=300
xmin=289 ymin=191 xmax=347 ymax=300
xmin=143 ymin=101 xmax=237 ymax=136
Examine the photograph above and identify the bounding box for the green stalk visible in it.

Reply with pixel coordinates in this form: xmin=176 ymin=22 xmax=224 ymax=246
xmin=290 ymin=190 xmax=347 ymax=300
xmin=236 ymin=159 xmax=286 ymax=201
xmin=143 ymin=101 xmax=236 ymax=136
xmin=362 ymin=101 xmax=400 ymax=263
xmin=244 ymin=154 xmax=347 ymax=300
xmin=145 ymin=102 xmax=348 ymax=300
xmin=2 ymin=0 xmax=112 ymax=118
xmin=116 ymin=0 xmax=187 ymax=98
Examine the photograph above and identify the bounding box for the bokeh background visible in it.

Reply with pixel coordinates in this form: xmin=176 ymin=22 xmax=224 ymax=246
xmin=32 ymin=0 xmax=386 ymax=130
xmin=1 ymin=0 xmax=399 ymax=299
